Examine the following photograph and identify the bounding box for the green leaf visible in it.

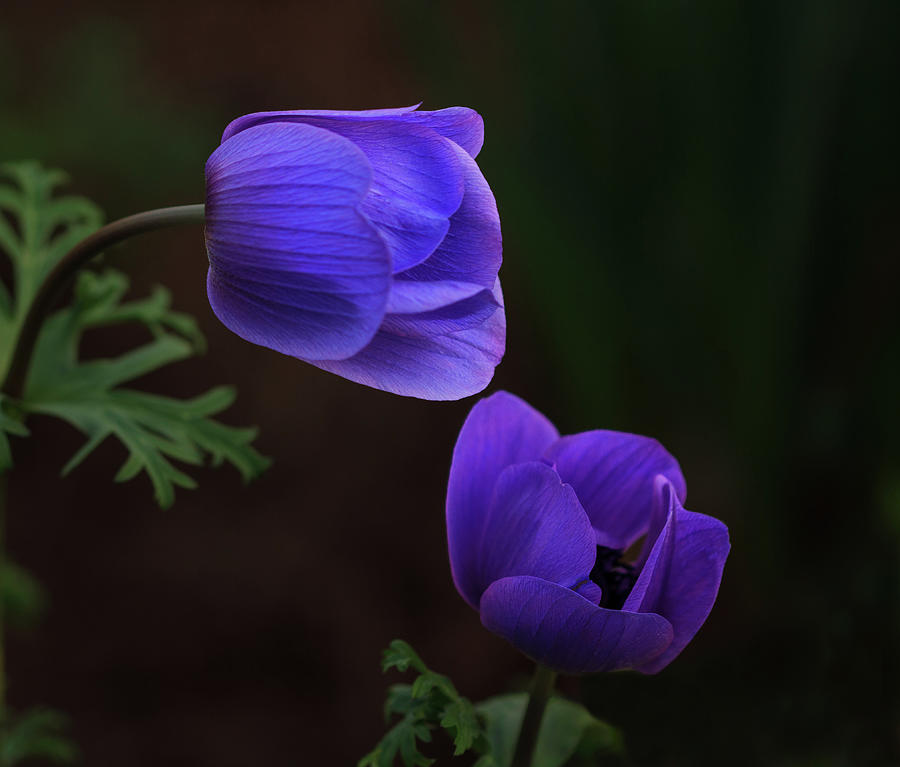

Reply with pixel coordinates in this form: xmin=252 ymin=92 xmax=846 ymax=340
xmin=359 ymin=718 xmax=435 ymax=767
xmin=365 ymin=640 xmax=491 ymax=766
xmin=0 ymin=707 xmax=78 ymax=765
xmin=18 ymin=267 xmax=270 ymax=508
xmin=476 ymin=694 xmax=625 ymax=767
xmin=1 ymin=560 xmax=48 ymax=629
xmin=410 ymin=670 xmax=457 ymax=701
xmin=385 ymin=684 xmax=417 ymax=718
xmin=0 ymin=161 xmax=103 ymax=376
xmin=440 ymin=698 xmax=481 ymax=755
xmin=383 ymin=640 xmax=428 ymax=675
xmin=0 ymin=396 xmax=29 ymax=472
xmin=0 ymin=163 xmax=266 ymax=506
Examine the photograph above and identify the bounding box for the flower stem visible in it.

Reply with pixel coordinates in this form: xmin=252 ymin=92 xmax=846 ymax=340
xmin=511 ymin=665 xmax=557 ymax=767
xmin=1 ymin=204 xmax=206 ymax=400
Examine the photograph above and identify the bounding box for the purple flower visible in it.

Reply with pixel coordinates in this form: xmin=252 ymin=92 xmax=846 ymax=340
xmin=203 ymin=105 xmax=504 ymax=400
xmin=446 ymin=391 xmax=730 ymax=674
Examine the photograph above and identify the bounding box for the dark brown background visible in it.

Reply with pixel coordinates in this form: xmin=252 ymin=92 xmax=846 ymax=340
xmin=2 ymin=1 xmax=899 ymax=765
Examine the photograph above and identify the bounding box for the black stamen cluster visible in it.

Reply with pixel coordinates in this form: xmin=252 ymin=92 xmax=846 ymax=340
xmin=590 ymin=546 xmax=638 ymax=610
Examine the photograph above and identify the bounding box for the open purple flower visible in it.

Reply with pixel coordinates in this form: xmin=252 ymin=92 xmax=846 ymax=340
xmin=204 ymin=105 xmax=504 ymax=400
xmin=446 ymin=391 xmax=729 ymax=674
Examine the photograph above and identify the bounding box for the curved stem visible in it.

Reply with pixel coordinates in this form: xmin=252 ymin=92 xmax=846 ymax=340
xmin=511 ymin=665 xmax=557 ymax=767
xmin=1 ymin=204 xmax=205 ymax=400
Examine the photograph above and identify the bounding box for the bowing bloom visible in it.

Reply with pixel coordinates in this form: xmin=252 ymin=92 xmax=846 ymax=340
xmin=203 ymin=105 xmax=504 ymax=400
xmin=446 ymin=391 xmax=730 ymax=674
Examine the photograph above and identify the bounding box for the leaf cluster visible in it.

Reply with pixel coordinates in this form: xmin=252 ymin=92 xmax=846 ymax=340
xmin=0 ymin=708 xmax=77 ymax=766
xmin=363 ymin=641 xmax=627 ymax=767
xmin=476 ymin=694 xmax=625 ymax=767
xmin=360 ymin=640 xmax=494 ymax=767
xmin=0 ymin=161 xmax=269 ymax=507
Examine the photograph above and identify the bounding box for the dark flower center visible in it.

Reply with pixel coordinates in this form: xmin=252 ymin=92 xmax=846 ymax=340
xmin=590 ymin=546 xmax=638 ymax=610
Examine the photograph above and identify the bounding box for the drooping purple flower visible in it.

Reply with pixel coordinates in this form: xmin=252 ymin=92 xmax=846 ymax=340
xmin=446 ymin=391 xmax=730 ymax=674
xmin=203 ymin=105 xmax=504 ymax=400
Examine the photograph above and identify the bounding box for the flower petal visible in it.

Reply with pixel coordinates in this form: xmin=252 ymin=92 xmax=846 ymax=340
xmin=307 ymin=279 xmax=505 ymax=400
xmin=623 ymin=477 xmax=679 ymax=613
xmin=631 ymin=508 xmax=730 ymax=674
xmin=382 ymin=288 xmax=498 ymax=335
xmin=221 ymin=105 xmax=484 ymax=157
xmin=480 ymin=576 xmax=673 ymax=674
xmin=396 ymin=142 xmax=501 ymax=289
xmin=220 ymin=105 xmax=421 ymax=142
xmin=446 ymin=392 xmax=560 ymax=607
xmin=205 ymin=122 xmax=391 ymax=360
xmin=544 ymin=431 xmax=687 ymax=550
xmin=227 ymin=114 xmax=466 ymax=274
xmin=400 ymin=107 xmax=485 ymax=157
xmin=386 ymin=279 xmax=486 ymax=314
xmin=305 ymin=121 xmax=464 ymax=273
xmin=472 ymin=462 xmax=595 ymax=607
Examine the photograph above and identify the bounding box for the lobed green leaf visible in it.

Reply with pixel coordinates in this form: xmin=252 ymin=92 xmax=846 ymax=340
xmin=383 ymin=640 xmax=428 ymax=675
xmin=0 ymin=707 xmax=78 ymax=765
xmin=365 ymin=640 xmax=491 ymax=766
xmin=0 ymin=162 xmax=268 ymax=507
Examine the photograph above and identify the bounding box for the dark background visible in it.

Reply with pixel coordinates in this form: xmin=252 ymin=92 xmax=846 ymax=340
xmin=2 ymin=1 xmax=899 ymax=764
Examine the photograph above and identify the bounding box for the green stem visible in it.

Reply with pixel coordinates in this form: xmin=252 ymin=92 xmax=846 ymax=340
xmin=1 ymin=204 xmax=205 ymax=400
xmin=511 ymin=665 xmax=557 ymax=767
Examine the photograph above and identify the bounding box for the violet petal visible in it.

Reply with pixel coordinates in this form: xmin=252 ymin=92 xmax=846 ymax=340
xmin=220 ymin=105 xmax=421 ymax=142
xmin=386 ymin=279 xmax=487 ymax=314
xmin=545 ymin=431 xmax=687 ymax=550
xmin=307 ymin=280 xmax=504 ymax=400
xmin=400 ymin=107 xmax=485 ymax=157
xmin=396 ymin=141 xmax=501 ymax=289
xmin=228 ymin=116 xmax=465 ymax=273
xmin=447 ymin=391 xmax=560 ymax=607
xmin=205 ymin=122 xmax=391 ymax=361
xmin=474 ymin=462 xmax=595 ymax=608
xmin=632 ymin=509 xmax=730 ymax=673
xmin=480 ymin=576 xmax=673 ymax=674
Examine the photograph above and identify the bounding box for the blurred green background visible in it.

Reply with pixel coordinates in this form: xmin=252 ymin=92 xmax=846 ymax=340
xmin=2 ymin=0 xmax=899 ymax=764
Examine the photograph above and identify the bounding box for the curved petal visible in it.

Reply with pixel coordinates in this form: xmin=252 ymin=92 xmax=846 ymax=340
xmin=220 ymin=105 xmax=421 ymax=142
xmin=307 ymin=278 xmax=505 ymax=400
xmin=221 ymin=104 xmax=485 ymax=157
xmin=623 ymin=477 xmax=678 ymax=612
xmin=227 ymin=114 xmax=465 ymax=274
xmin=400 ymin=107 xmax=485 ymax=157
xmin=544 ymin=431 xmax=687 ymax=550
xmin=386 ymin=279 xmax=486 ymax=314
xmin=632 ymin=509 xmax=729 ymax=674
xmin=311 ymin=121 xmax=464 ymax=273
xmin=396 ymin=142 xmax=501 ymax=289
xmin=382 ymin=288 xmax=498 ymax=335
xmin=205 ymin=122 xmax=391 ymax=360
xmin=480 ymin=576 xmax=673 ymax=674
xmin=471 ymin=462 xmax=595 ymax=608
xmin=446 ymin=391 xmax=559 ymax=607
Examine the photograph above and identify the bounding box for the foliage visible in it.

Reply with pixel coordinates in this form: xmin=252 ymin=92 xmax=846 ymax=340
xmin=0 ymin=708 xmax=77 ymax=766
xmin=363 ymin=641 xmax=623 ymax=767
xmin=0 ymin=397 xmax=28 ymax=473
xmin=477 ymin=694 xmax=624 ymax=767
xmin=1 ymin=560 xmax=47 ymax=629
xmin=360 ymin=640 xmax=493 ymax=767
xmin=0 ymin=162 xmax=268 ymax=507
xmin=0 ymin=162 xmax=102 ymax=375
